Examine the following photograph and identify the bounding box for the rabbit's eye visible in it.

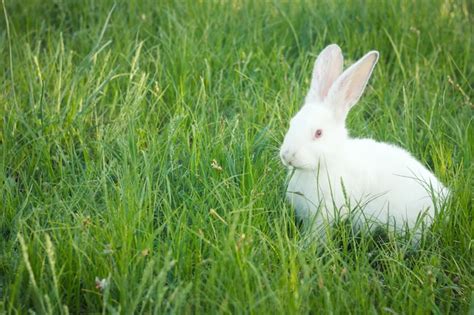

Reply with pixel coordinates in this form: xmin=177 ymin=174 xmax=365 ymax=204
xmin=314 ymin=129 xmax=323 ymax=139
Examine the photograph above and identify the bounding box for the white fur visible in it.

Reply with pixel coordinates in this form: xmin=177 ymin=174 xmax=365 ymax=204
xmin=280 ymin=44 xmax=448 ymax=235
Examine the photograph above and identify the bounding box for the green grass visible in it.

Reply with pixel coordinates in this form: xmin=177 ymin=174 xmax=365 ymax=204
xmin=0 ymin=0 xmax=472 ymax=313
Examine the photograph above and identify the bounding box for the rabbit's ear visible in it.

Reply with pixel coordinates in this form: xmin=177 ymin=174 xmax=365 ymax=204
xmin=306 ymin=44 xmax=344 ymax=103
xmin=327 ymin=51 xmax=379 ymax=121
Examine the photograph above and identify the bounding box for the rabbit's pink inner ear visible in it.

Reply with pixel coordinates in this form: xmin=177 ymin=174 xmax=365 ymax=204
xmin=326 ymin=51 xmax=379 ymax=120
xmin=306 ymin=44 xmax=343 ymax=103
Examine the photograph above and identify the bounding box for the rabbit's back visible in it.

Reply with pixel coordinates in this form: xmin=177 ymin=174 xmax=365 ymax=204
xmin=348 ymin=138 xmax=446 ymax=225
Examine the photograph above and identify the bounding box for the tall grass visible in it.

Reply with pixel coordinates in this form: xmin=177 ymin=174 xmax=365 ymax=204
xmin=1 ymin=0 xmax=472 ymax=313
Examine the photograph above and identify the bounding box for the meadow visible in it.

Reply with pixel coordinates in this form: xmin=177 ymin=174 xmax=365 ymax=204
xmin=0 ymin=0 xmax=472 ymax=313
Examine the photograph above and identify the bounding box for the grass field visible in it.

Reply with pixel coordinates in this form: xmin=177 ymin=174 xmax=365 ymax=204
xmin=1 ymin=0 xmax=473 ymax=313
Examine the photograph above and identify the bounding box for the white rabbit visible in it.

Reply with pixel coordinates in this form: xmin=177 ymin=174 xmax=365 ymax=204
xmin=280 ymin=44 xmax=448 ymax=237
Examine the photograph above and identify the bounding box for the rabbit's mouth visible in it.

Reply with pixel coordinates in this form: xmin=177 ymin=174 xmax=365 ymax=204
xmin=281 ymin=158 xmax=298 ymax=170
xmin=280 ymin=150 xmax=315 ymax=170
xmin=283 ymin=162 xmax=306 ymax=171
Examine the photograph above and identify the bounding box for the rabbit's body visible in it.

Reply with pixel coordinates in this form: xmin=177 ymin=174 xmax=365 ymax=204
xmin=287 ymin=137 xmax=447 ymax=229
xmin=280 ymin=44 xmax=448 ymax=235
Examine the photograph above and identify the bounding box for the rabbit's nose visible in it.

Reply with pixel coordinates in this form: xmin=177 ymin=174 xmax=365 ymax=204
xmin=281 ymin=149 xmax=295 ymax=164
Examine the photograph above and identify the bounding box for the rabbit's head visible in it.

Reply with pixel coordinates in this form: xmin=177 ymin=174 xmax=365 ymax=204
xmin=280 ymin=44 xmax=379 ymax=169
